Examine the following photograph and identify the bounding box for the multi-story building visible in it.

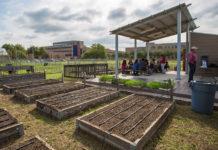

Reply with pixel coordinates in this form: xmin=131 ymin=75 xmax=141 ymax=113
xmin=45 ymin=41 xmax=88 ymax=59
xmin=125 ymin=42 xmax=186 ymax=53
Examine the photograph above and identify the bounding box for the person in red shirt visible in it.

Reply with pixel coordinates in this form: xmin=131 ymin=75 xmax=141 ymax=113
xmin=188 ymin=46 xmax=198 ymax=82
xmin=160 ymin=55 xmax=167 ymax=73
xmin=121 ymin=60 xmax=127 ymax=74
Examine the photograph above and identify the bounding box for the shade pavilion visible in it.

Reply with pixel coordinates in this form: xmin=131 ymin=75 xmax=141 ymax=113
xmin=110 ymin=3 xmax=197 ymax=79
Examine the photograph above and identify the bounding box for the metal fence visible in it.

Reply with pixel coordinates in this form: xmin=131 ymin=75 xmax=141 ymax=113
xmin=64 ymin=64 xmax=108 ymax=78
xmin=0 ymin=59 xmax=121 ymax=78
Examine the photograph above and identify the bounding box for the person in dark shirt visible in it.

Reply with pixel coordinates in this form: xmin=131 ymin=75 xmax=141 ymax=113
xmin=132 ymin=59 xmax=139 ymax=75
xmin=139 ymin=58 xmax=146 ymax=71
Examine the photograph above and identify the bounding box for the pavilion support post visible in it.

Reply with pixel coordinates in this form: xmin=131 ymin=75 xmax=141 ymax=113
xmin=115 ymin=34 xmax=119 ymax=77
xmin=185 ymin=23 xmax=190 ymax=74
xmin=115 ymin=34 xmax=119 ymax=93
xmin=176 ymin=9 xmax=181 ymax=80
xmin=146 ymin=42 xmax=150 ymax=60
xmin=134 ymin=39 xmax=137 ymax=60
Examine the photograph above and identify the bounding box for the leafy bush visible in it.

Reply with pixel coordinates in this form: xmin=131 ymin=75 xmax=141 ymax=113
xmin=99 ymin=74 xmax=114 ymax=82
xmin=124 ymin=80 xmax=147 ymax=87
xmin=119 ymin=79 xmax=129 ymax=84
xmin=98 ymin=75 xmax=172 ymax=90
xmin=160 ymin=82 xmax=171 ymax=89
xmin=111 ymin=77 xmax=118 ymax=84
xmin=147 ymin=81 xmax=162 ymax=89
xmin=82 ymin=43 xmax=108 ymax=59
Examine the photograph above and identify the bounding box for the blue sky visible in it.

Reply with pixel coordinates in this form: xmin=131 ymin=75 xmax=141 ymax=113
xmin=0 ymin=0 xmax=218 ymax=50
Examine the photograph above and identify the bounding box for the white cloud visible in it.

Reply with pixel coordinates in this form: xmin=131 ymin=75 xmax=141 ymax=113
xmin=0 ymin=0 xmax=218 ymax=50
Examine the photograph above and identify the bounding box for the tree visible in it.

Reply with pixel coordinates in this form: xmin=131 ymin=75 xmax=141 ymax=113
xmin=82 ymin=44 xmax=108 ymax=59
xmin=2 ymin=44 xmax=27 ymax=59
xmin=39 ymin=47 xmax=48 ymax=58
xmin=27 ymin=46 xmax=48 ymax=58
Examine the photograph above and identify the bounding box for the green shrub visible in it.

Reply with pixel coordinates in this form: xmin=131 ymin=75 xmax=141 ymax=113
xmin=99 ymin=74 xmax=114 ymax=82
xmin=147 ymin=81 xmax=162 ymax=89
xmin=111 ymin=77 xmax=118 ymax=84
xmin=160 ymin=82 xmax=170 ymax=89
xmin=119 ymin=79 xmax=129 ymax=84
xmin=124 ymin=80 xmax=147 ymax=87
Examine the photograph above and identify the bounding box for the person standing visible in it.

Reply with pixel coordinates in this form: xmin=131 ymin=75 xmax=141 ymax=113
xmin=188 ymin=46 xmax=198 ymax=82
xmin=160 ymin=55 xmax=167 ymax=73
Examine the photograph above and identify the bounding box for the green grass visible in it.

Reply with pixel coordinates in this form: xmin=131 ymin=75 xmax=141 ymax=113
xmin=1 ymin=59 xmax=183 ymax=81
xmin=0 ymin=89 xmax=217 ymax=150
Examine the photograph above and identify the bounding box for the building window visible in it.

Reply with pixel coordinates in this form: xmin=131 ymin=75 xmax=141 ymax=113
xmin=151 ymin=46 xmax=156 ymax=49
xmin=181 ymin=45 xmax=186 ymax=48
xmin=158 ymin=46 xmax=162 ymax=49
xmin=165 ymin=45 xmax=170 ymax=49
xmin=172 ymin=45 xmax=177 ymax=48
xmin=65 ymin=54 xmax=72 ymax=56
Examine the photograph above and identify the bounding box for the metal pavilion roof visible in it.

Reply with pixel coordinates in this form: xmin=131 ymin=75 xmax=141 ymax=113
xmin=110 ymin=3 xmax=197 ymax=42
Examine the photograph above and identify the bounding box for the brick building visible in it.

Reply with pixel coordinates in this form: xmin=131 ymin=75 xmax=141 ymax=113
xmin=190 ymin=32 xmax=218 ymax=76
xmin=45 ymin=41 xmax=89 ymax=59
xmin=125 ymin=42 xmax=186 ymax=53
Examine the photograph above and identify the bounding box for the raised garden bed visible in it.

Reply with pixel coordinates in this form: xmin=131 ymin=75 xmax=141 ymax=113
xmin=3 ymin=79 xmax=61 ymax=94
xmin=0 ymin=73 xmax=45 ymax=88
xmin=14 ymin=83 xmax=84 ymax=103
xmin=0 ymin=109 xmax=24 ymax=148
xmin=2 ymin=136 xmax=54 ymax=150
xmin=76 ymin=94 xmax=175 ymax=150
xmin=36 ymin=87 xmax=119 ymax=120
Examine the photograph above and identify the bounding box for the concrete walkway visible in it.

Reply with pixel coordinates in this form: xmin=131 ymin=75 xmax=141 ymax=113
xmin=118 ymin=71 xmax=218 ymax=101
xmin=88 ymin=71 xmax=218 ymax=102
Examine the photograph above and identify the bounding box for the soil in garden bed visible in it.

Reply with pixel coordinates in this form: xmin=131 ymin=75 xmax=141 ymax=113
xmin=4 ymin=79 xmax=60 ymax=89
xmin=16 ymin=82 xmax=84 ymax=97
xmin=3 ymin=137 xmax=51 ymax=150
xmin=82 ymin=95 xmax=172 ymax=142
xmin=38 ymin=87 xmax=116 ymax=110
xmin=0 ymin=109 xmax=17 ymax=129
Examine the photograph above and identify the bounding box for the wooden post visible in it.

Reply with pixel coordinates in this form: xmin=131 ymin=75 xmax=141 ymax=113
xmin=169 ymin=79 xmax=174 ymax=101
xmin=170 ymin=84 xmax=173 ymax=101
xmin=106 ymin=64 xmax=108 ymax=74
xmin=62 ymin=71 xmax=64 ymax=82
xmin=83 ymin=72 xmax=86 ymax=88
xmin=94 ymin=64 xmax=96 ymax=78
xmin=117 ymin=77 xmax=120 ymax=97
xmin=44 ymin=69 xmax=46 ymax=79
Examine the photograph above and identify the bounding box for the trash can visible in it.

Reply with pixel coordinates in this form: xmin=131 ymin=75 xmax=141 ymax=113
xmin=190 ymin=81 xmax=217 ymax=114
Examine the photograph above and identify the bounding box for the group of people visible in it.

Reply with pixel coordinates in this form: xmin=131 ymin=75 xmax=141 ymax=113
xmin=121 ymin=55 xmax=169 ymax=75
xmin=121 ymin=46 xmax=198 ymax=81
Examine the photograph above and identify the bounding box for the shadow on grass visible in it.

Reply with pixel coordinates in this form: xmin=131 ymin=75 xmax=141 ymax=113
xmin=73 ymin=129 xmax=119 ymax=150
xmin=146 ymin=104 xmax=218 ymax=150
xmin=29 ymin=108 xmax=62 ymax=126
xmin=176 ymin=105 xmax=218 ymax=131
xmin=145 ymin=107 xmax=175 ymax=150
xmin=9 ymin=96 xmax=29 ymax=105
